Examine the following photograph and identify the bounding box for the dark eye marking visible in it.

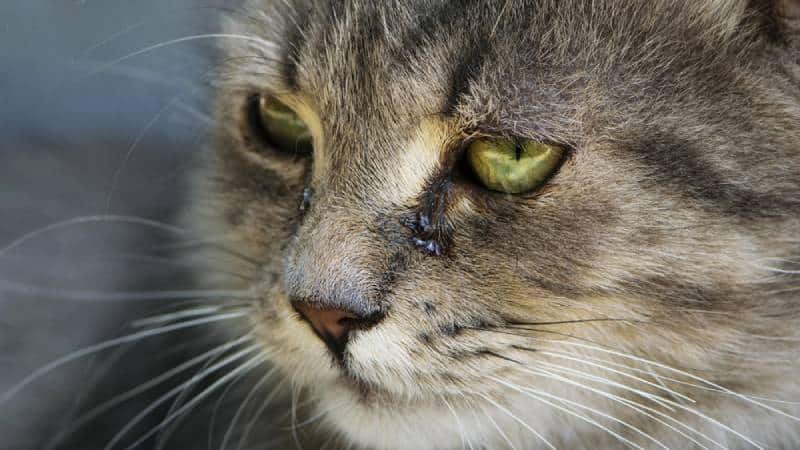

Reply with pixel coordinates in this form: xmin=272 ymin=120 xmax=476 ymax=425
xmin=419 ymin=332 xmax=433 ymax=345
xmin=440 ymin=322 xmax=464 ymax=337
xmin=402 ymin=176 xmax=454 ymax=256
xmin=421 ymin=301 xmax=436 ymax=315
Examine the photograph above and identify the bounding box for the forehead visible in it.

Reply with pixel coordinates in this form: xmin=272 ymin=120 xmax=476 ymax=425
xmin=232 ymin=0 xmax=736 ymax=136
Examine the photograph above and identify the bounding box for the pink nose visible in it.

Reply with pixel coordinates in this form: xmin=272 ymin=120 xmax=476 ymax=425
xmin=291 ymin=299 xmax=384 ymax=357
xmin=294 ymin=304 xmax=359 ymax=343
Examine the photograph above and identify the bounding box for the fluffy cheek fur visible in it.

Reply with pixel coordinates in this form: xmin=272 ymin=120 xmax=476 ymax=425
xmin=196 ymin=126 xmax=794 ymax=449
xmin=190 ymin=0 xmax=800 ymax=447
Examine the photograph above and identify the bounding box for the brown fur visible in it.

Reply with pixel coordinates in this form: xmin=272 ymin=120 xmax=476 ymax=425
xmin=190 ymin=0 xmax=800 ymax=447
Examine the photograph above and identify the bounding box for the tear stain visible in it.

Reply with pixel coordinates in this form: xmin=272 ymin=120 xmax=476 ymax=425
xmin=402 ymin=175 xmax=455 ymax=256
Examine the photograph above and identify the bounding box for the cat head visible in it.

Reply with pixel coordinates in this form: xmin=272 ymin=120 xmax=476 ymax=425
xmin=194 ymin=0 xmax=800 ymax=447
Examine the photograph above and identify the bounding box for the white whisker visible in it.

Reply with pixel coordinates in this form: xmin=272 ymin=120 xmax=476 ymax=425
xmin=511 ymin=364 xmax=724 ymax=449
xmin=540 ymin=349 xmax=798 ymax=406
xmin=540 ymin=350 xmax=695 ymax=404
xmin=289 ymin=377 xmax=304 ymax=450
xmin=543 ymin=340 xmax=767 ymax=448
xmin=0 ymin=312 xmax=249 ymax=405
xmin=207 ymin=357 xmax=260 ymax=449
xmin=475 ymin=399 xmax=520 ymax=450
xmin=236 ymin=377 xmax=289 ymax=450
xmin=106 ymin=349 xmax=267 ymax=450
xmin=0 ymin=279 xmax=255 ymax=302
xmin=535 ymin=359 xmax=678 ymax=411
xmin=547 ymin=339 xmax=800 ymax=424
xmin=489 ymin=376 xmax=646 ymax=450
xmin=88 ymin=34 xmax=278 ymax=79
xmin=440 ymin=395 xmax=473 ymax=450
xmin=476 ymin=391 xmax=556 ymax=450
xmin=0 ymin=215 xmax=185 ymax=257
xmin=132 ymin=307 xmax=227 ymax=328
xmin=106 ymin=96 xmax=183 ymax=212
xmin=220 ymin=368 xmax=278 ymax=450
xmin=43 ymin=334 xmax=254 ymax=450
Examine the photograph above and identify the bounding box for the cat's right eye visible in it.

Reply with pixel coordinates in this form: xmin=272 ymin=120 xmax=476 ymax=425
xmin=465 ymin=137 xmax=564 ymax=194
xmin=247 ymin=95 xmax=313 ymax=156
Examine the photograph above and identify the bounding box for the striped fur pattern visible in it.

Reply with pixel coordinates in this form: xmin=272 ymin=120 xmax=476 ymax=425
xmin=191 ymin=0 xmax=800 ymax=448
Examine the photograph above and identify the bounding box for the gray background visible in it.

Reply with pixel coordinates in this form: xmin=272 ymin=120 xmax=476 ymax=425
xmin=1 ymin=2 xmax=227 ymax=448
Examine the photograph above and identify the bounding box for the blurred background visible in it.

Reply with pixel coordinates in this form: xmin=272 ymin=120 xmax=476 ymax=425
xmin=0 ymin=2 xmax=230 ymax=448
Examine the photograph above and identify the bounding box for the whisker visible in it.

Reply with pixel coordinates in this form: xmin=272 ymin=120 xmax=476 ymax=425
xmin=493 ymin=326 xmax=800 ymax=419
xmin=106 ymin=96 xmax=183 ymax=212
xmin=103 ymin=347 xmax=266 ymax=450
xmin=43 ymin=334 xmax=254 ymax=450
xmin=652 ymin=376 xmax=800 ymax=405
xmin=0 ymin=279 xmax=255 ymax=302
xmin=235 ymin=377 xmax=289 ymax=450
xmin=440 ymin=395 xmax=473 ymax=450
xmin=0 ymin=215 xmax=186 ymax=257
xmin=546 ymin=339 xmax=800 ymax=424
xmin=488 ymin=377 xmax=646 ymax=450
xmin=475 ymin=392 xmax=555 ymax=450
xmin=87 ymin=34 xmax=278 ymax=80
xmin=506 ymin=318 xmax=642 ymax=327
xmin=0 ymin=312 xmax=249 ymax=405
xmin=289 ymin=377 xmax=304 ymax=450
xmin=553 ymin=349 xmax=800 ymax=406
xmin=132 ymin=306 xmax=229 ymax=328
xmin=536 ymin=341 xmax=766 ymax=448
xmin=220 ymin=368 xmax=279 ymax=450
xmin=65 ymin=60 xmax=204 ymax=89
xmin=537 ymin=349 xmax=695 ymax=405
xmin=172 ymin=98 xmax=216 ymax=126
xmin=475 ymin=399 xmax=520 ymax=450
xmin=476 ymin=325 xmax=609 ymax=348
xmin=288 ymin=400 xmax=345 ymax=431
xmin=156 ymin=345 xmax=236 ymax=450
xmin=533 ymin=359 xmax=678 ymax=411
xmin=81 ymin=6 xmax=249 ymax=54
xmin=207 ymin=356 xmax=261 ymax=449
xmin=106 ymin=55 xmax=226 ymax=214
xmin=506 ymin=362 xmax=722 ymax=449
xmin=317 ymin=428 xmax=341 ymax=450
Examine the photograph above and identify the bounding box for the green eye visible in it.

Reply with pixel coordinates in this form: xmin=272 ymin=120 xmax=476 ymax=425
xmin=466 ymin=137 xmax=564 ymax=194
xmin=251 ymin=95 xmax=313 ymax=156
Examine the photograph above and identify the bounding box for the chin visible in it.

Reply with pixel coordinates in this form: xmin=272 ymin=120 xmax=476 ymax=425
xmin=314 ymin=389 xmax=484 ymax=450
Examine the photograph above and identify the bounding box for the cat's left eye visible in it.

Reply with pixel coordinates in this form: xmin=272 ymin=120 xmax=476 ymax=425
xmin=248 ymin=95 xmax=313 ymax=156
xmin=465 ymin=137 xmax=564 ymax=194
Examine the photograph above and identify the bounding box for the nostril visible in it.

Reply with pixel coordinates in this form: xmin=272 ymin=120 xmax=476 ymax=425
xmin=291 ymin=301 xmax=381 ymax=359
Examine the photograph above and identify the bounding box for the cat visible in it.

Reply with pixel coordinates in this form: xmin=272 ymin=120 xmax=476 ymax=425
xmin=6 ymin=0 xmax=800 ymax=449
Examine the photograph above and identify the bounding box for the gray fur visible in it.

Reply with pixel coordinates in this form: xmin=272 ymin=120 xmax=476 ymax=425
xmin=200 ymin=0 xmax=800 ymax=448
xmin=5 ymin=1 xmax=799 ymax=449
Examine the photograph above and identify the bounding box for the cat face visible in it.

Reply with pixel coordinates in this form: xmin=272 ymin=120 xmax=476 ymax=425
xmin=196 ymin=0 xmax=800 ymax=447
